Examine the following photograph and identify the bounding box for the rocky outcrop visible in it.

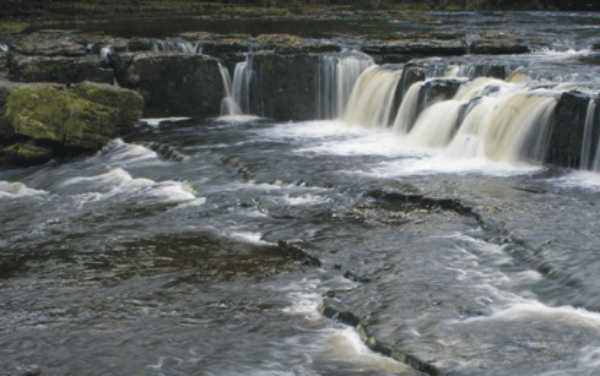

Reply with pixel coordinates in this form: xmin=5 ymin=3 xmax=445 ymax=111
xmin=117 ymin=52 xmax=224 ymax=117
xmin=7 ymin=32 xmax=114 ymax=84
xmin=470 ymin=31 xmax=530 ymax=55
xmin=0 ymin=81 xmax=143 ymax=167
xmin=8 ymin=54 xmax=114 ymax=84
xmin=417 ymin=77 xmax=465 ymax=113
xmin=363 ymin=37 xmax=468 ymax=64
xmin=250 ymin=52 xmax=320 ymax=121
xmin=546 ymin=91 xmax=596 ymax=168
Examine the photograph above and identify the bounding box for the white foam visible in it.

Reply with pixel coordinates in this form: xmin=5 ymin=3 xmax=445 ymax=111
xmin=265 ymin=120 xmax=359 ymax=140
xmin=282 ymin=291 xmax=323 ymax=321
xmin=228 ymin=231 xmax=273 ymax=245
xmin=214 ymin=115 xmax=262 ymax=123
xmin=139 ymin=117 xmax=191 ymax=127
xmin=0 ymin=181 xmax=46 ymax=199
xmin=299 ymin=128 xmax=409 ymax=157
xmin=99 ymin=139 xmax=159 ymax=166
xmin=549 ymin=170 xmax=600 ymax=191
xmin=60 ymin=168 xmax=196 ymax=203
xmin=349 ymin=154 xmax=540 ymax=179
xmin=464 ymin=300 xmax=600 ymax=328
xmin=326 ymin=327 xmax=410 ymax=373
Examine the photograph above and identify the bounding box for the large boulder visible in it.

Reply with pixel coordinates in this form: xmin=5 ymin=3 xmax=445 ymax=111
xmin=8 ymin=54 xmax=114 ymax=84
xmin=70 ymin=81 xmax=143 ymax=132
xmin=546 ymin=91 xmax=596 ymax=168
xmin=5 ymin=86 xmax=119 ymax=149
xmin=249 ymin=52 xmax=320 ymax=121
xmin=118 ymin=52 xmax=225 ymax=117
xmin=0 ymin=82 xmax=143 ymax=167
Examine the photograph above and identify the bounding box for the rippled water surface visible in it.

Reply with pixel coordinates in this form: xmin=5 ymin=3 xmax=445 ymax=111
xmin=1 ymin=115 xmax=600 ymax=376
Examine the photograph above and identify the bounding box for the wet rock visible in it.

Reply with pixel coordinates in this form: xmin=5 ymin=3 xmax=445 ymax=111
xmin=255 ymin=33 xmax=340 ymax=55
xmin=319 ymin=301 xmax=441 ymax=376
xmin=391 ymin=63 xmax=426 ymax=121
xmin=470 ymin=32 xmax=530 ymax=55
xmin=277 ymin=240 xmax=321 ymax=267
xmin=119 ymin=52 xmax=224 ymax=117
xmin=181 ymin=32 xmax=251 ymax=64
xmin=470 ymin=64 xmax=507 ymax=79
xmin=0 ymin=51 xmax=7 ymax=78
xmin=546 ymin=91 xmax=596 ymax=168
xmin=8 ymin=54 xmax=114 ymax=84
xmin=366 ymin=189 xmax=481 ymax=221
xmin=250 ymin=52 xmax=320 ymax=120
xmin=0 ymin=141 xmax=53 ymax=165
xmin=127 ymin=38 xmax=157 ymax=52
xmin=363 ymin=37 xmax=468 ymax=63
xmin=11 ymin=33 xmax=87 ymax=57
xmin=417 ymin=77 xmax=465 ymax=113
xmin=319 ymin=303 xmax=361 ymax=327
xmin=141 ymin=141 xmax=187 ymax=162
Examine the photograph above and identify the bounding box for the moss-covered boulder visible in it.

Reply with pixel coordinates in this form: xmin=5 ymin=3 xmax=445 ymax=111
xmin=5 ymin=86 xmax=119 ymax=150
xmin=8 ymin=54 xmax=114 ymax=84
xmin=70 ymin=81 xmax=143 ymax=131
xmin=119 ymin=52 xmax=225 ymax=117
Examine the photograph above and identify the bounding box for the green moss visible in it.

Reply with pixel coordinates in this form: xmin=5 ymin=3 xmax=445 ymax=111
xmin=5 ymin=86 xmax=120 ymax=150
xmin=2 ymin=142 xmax=53 ymax=163
xmin=70 ymin=82 xmax=144 ymax=131
xmin=5 ymin=86 xmax=69 ymax=142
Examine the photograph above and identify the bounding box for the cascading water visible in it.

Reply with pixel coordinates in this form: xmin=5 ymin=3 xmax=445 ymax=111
xmin=341 ymin=62 xmax=560 ymax=164
xmin=232 ymin=58 xmax=253 ymax=114
xmin=218 ymin=63 xmax=242 ymax=116
xmin=152 ymin=38 xmax=199 ymax=54
xmin=343 ymin=66 xmax=402 ymax=128
xmin=316 ymin=50 xmax=374 ymax=119
xmin=581 ymin=99 xmax=597 ymax=170
xmin=392 ymin=81 xmax=423 ymax=134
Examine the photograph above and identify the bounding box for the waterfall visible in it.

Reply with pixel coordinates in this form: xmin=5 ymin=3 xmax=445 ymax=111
xmin=232 ymin=59 xmax=253 ymax=114
xmin=407 ymin=100 xmax=465 ymax=148
xmin=340 ymin=60 xmax=560 ymax=164
xmin=392 ymin=82 xmax=423 ymax=134
xmin=152 ymin=38 xmax=198 ymax=54
xmin=580 ymin=99 xmax=597 ymax=170
xmin=316 ymin=50 xmax=374 ymax=119
xmin=219 ymin=63 xmax=242 ymax=116
xmin=343 ymin=66 xmax=402 ymax=128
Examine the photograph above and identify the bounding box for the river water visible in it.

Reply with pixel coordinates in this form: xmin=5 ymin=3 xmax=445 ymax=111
xmin=3 ymin=11 xmax=600 ymax=376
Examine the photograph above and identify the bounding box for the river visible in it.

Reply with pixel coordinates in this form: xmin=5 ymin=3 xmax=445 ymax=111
xmin=3 ymin=10 xmax=600 ymax=376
